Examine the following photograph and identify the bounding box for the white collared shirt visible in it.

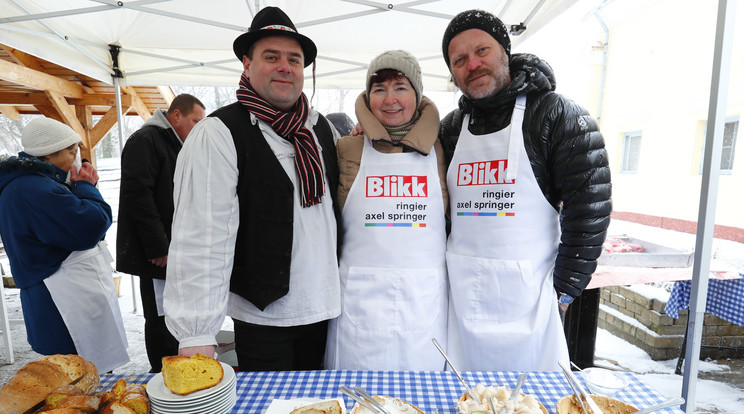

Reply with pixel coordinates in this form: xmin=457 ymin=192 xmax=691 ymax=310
xmin=164 ymin=111 xmax=340 ymax=349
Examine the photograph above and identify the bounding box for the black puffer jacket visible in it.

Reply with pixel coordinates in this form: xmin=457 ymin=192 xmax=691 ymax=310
xmin=440 ymin=53 xmax=612 ymax=298
xmin=116 ymin=109 xmax=182 ymax=279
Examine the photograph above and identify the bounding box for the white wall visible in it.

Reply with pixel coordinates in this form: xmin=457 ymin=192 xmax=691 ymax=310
xmin=518 ymin=0 xmax=744 ymax=229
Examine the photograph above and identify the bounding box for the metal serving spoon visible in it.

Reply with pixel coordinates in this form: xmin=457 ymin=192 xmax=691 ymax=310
xmin=498 ymin=373 xmax=528 ymax=414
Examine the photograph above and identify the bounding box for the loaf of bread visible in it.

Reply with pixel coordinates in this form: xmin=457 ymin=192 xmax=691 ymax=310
xmin=97 ymin=378 xmax=149 ymax=414
xmin=290 ymin=400 xmax=343 ymax=414
xmin=161 ymin=354 xmax=223 ymax=395
xmin=99 ymin=402 xmax=136 ymax=414
xmin=0 ymin=359 xmax=74 ymax=414
xmin=40 ymin=354 xmax=100 ymax=394
xmin=119 ymin=384 xmax=146 ymax=400
xmin=45 ymin=385 xmax=85 ymax=408
xmin=111 ymin=378 xmax=127 ymax=398
xmin=120 ymin=393 xmax=149 ymax=414
xmin=52 ymin=395 xmax=101 ymax=413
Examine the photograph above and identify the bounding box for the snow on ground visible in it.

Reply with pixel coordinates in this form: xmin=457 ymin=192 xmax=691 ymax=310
xmin=595 ymin=329 xmax=744 ymax=413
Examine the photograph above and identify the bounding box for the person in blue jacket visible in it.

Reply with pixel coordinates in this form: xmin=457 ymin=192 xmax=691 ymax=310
xmin=0 ymin=117 xmax=128 ymax=372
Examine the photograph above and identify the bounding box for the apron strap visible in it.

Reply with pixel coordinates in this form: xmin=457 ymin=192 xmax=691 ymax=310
xmin=506 ymin=94 xmax=527 ymax=182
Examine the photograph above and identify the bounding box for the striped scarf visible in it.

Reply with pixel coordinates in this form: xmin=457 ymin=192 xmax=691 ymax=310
xmin=236 ymin=73 xmax=325 ymax=207
xmin=383 ymin=110 xmax=420 ymax=144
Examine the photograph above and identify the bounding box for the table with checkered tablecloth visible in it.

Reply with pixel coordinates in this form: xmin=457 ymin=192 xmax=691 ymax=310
xmin=99 ymin=369 xmax=683 ymax=413
xmin=665 ymin=277 xmax=744 ymax=326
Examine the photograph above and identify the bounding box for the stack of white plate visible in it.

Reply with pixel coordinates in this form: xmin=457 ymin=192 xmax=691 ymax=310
xmin=146 ymin=361 xmax=237 ymax=414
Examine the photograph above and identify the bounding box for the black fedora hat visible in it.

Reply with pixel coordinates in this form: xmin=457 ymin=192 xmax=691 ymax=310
xmin=232 ymin=6 xmax=317 ymax=67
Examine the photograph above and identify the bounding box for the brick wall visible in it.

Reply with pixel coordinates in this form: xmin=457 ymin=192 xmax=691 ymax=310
xmin=598 ymin=286 xmax=744 ymax=360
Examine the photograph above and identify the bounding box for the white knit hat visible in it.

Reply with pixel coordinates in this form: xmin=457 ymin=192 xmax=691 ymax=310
xmin=366 ymin=49 xmax=423 ymax=105
xmin=22 ymin=118 xmax=81 ymax=157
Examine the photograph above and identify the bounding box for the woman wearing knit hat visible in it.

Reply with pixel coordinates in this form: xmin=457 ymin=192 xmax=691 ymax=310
xmin=0 ymin=117 xmax=129 ymax=372
xmin=325 ymin=50 xmax=449 ymax=370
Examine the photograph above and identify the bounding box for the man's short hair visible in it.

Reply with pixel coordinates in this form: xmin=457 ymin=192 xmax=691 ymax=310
xmin=167 ymin=94 xmax=205 ymax=116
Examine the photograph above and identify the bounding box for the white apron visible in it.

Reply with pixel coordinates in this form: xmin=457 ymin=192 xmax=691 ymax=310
xmin=44 ymin=240 xmax=129 ymax=373
xmin=445 ymin=94 xmax=568 ymax=372
xmin=326 ymin=137 xmax=448 ymax=370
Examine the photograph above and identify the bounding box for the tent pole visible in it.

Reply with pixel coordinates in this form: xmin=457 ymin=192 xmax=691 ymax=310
xmin=109 ymin=44 xmax=138 ymax=314
xmin=113 ymin=76 xmax=125 ymax=155
xmin=680 ymin=0 xmax=735 ymax=411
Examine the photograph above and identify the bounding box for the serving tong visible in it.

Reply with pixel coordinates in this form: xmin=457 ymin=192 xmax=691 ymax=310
xmin=561 ymin=369 xmax=590 ymax=414
xmin=431 ymin=338 xmax=480 ymax=402
xmin=558 ymin=360 xmax=605 ymax=414
xmin=339 ymin=385 xmax=391 ymax=414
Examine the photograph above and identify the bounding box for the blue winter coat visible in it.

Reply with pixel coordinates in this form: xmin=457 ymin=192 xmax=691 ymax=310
xmin=0 ymin=152 xmax=112 ymax=354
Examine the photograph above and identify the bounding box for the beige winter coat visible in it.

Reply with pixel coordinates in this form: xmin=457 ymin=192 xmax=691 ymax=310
xmin=336 ymin=92 xmax=448 ymax=212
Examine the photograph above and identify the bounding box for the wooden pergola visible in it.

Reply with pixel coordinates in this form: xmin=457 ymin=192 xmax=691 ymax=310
xmin=0 ymin=43 xmax=174 ymax=161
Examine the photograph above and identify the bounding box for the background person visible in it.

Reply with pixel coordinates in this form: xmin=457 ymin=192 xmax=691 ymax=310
xmin=325 ymin=50 xmax=449 ymax=370
xmin=0 ymin=117 xmax=128 ymax=372
xmin=164 ymin=6 xmax=341 ymax=371
xmin=116 ymin=94 xmax=205 ymax=373
xmin=440 ymin=9 xmax=612 ymax=371
xmin=326 ymin=112 xmax=355 ymax=137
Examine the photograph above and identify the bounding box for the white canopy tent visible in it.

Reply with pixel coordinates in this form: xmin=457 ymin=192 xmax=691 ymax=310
xmin=0 ymin=0 xmax=579 ymax=91
xmin=0 ymin=1 xmax=739 ymax=413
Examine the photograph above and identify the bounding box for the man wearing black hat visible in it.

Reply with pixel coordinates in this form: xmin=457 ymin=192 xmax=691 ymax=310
xmin=439 ymin=9 xmax=612 ymax=371
xmin=163 ymin=7 xmax=341 ymax=371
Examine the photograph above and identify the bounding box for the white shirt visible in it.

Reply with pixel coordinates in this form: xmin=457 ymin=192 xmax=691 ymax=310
xmin=164 ymin=110 xmax=341 ymax=349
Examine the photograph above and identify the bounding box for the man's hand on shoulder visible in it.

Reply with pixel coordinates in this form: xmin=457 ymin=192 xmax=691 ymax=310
xmin=350 ymin=123 xmax=363 ymax=136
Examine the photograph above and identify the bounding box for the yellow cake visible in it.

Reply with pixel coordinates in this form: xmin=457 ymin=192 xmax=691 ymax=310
xmin=161 ymin=354 xmax=224 ymax=395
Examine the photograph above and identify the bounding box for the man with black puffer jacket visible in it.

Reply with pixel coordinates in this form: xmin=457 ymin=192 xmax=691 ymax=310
xmin=440 ymin=9 xmax=612 ymax=371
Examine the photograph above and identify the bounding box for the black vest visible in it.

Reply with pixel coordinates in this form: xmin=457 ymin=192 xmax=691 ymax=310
xmin=210 ymin=102 xmax=340 ymax=311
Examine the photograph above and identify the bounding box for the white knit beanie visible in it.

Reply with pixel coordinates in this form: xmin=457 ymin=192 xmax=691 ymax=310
xmin=22 ymin=118 xmax=81 ymax=157
xmin=366 ymin=50 xmax=423 ymax=106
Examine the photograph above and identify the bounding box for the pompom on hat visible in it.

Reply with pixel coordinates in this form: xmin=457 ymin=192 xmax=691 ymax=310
xmin=366 ymin=49 xmax=423 ymax=106
xmin=22 ymin=117 xmax=81 ymax=157
xmin=233 ymin=6 xmax=317 ymax=67
xmin=442 ymin=9 xmax=511 ymax=68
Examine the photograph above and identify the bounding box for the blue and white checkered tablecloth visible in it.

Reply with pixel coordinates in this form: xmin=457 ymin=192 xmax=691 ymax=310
xmin=99 ymin=370 xmax=682 ymax=414
xmin=665 ymin=278 xmax=744 ymax=326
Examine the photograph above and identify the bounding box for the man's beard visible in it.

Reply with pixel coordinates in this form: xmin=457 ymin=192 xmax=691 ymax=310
xmin=461 ymin=64 xmax=511 ymax=100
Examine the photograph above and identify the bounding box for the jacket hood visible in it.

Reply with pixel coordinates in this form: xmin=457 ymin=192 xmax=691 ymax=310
xmin=355 ymin=93 xmax=440 ymax=155
xmin=143 ymin=109 xmax=182 ymax=146
xmin=458 ymin=52 xmax=556 ymax=114
xmin=0 ymin=152 xmax=61 ymax=194
xmin=143 ymin=108 xmax=171 ymax=129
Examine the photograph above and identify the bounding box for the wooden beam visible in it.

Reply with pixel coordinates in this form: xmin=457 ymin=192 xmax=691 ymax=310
xmin=0 ymin=59 xmax=85 ymax=99
xmin=0 ymin=92 xmax=49 ymax=105
xmin=123 ymin=87 xmax=152 ymax=121
xmin=89 ymin=106 xmax=127 ymax=148
xmin=44 ymin=91 xmax=86 ymax=138
xmin=76 ymin=105 xmax=93 ymax=163
xmin=34 ymin=105 xmax=63 ymax=122
xmin=0 ymin=105 xmax=21 ymax=121
xmin=0 ymin=92 xmax=136 ymax=109
xmin=158 ymin=86 xmax=176 ymax=105
xmin=68 ymin=94 xmax=133 ymax=107
xmin=2 ymin=46 xmax=96 ymax=95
